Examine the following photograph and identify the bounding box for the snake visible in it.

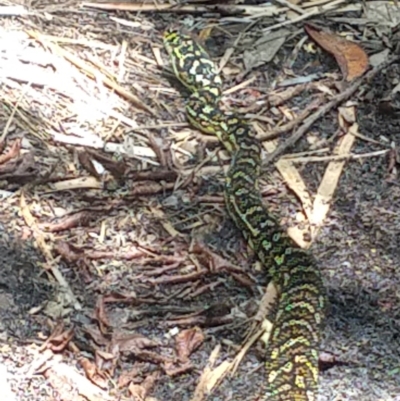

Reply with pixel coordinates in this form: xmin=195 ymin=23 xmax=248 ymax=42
xmin=163 ymin=29 xmax=325 ymax=401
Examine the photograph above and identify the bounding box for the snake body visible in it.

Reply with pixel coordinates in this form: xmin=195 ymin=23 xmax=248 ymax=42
xmin=164 ymin=29 xmax=325 ymax=401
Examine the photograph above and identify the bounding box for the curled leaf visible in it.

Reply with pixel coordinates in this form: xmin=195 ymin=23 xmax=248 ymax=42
xmin=175 ymin=327 xmax=205 ymax=362
xmin=305 ymin=24 xmax=369 ymax=81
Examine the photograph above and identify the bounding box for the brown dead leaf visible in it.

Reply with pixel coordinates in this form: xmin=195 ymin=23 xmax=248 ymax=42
xmin=78 ymin=151 xmax=102 ymax=179
xmin=54 ymin=241 xmax=93 ymax=283
xmin=82 ymin=326 xmax=109 ymax=347
xmin=191 ymin=240 xmax=248 ymax=275
xmin=0 ymin=152 xmax=37 ymax=183
xmin=95 ymin=350 xmax=115 ymax=361
xmin=305 ymin=24 xmax=369 ymax=81
xmin=128 ymin=371 xmax=159 ymax=400
xmin=135 ymin=350 xmax=174 ymax=366
xmin=95 ymin=350 xmax=117 ymax=376
xmin=46 ymin=325 xmax=75 ymax=352
xmin=0 ymin=139 xmax=21 ymax=165
xmin=78 ymin=356 xmax=108 ymax=390
xmin=128 ymin=383 xmax=146 ymax=401
xmin=117 ymin=365 xmax=140 ymax=388
xmin=54 ymin=241 xmax=83 ymax=263
xmin=338 ymin=105 xmax=356 ymax=126
xmin=112 ymin=332 xmax=159 ymax=353
xmin=175 ymin=327 xmax=205 ymax=362
xmin=163 ymin=360 xmax=193 ymax=377
xmin=44 ymin=362 xmax=109 ymax=401
xmin=95 ymin=297 xmax=110 ymax=334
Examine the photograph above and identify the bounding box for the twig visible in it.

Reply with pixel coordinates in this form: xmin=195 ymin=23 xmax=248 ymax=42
xmin=263 ymin=55 xmax=400 ymax=165
xmin=146 ymin=270 xmax=208 ymax=285
xmin=274 ymin=0 xmax=306 ymax=14
xmin=283 ymin=149 xmax=389 ymax=163
xmin=258 ymin=103 xmax=317 ymax=141
xmin=81 ymin=2 xmax=281 ymax=17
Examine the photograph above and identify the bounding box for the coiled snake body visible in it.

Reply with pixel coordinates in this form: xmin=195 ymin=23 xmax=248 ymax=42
xmin=164 ymin=29 xmax=325 ymax=401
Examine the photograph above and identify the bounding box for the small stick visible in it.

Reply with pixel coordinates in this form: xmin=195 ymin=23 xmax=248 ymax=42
xmin=283 ymin=149 xmax=389 ymax=163
xmin=258 ymin=103 xmax=317 ymax=141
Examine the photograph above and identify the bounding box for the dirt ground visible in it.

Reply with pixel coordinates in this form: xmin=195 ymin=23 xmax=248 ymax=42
xmin=0 ymin=1 xmax=400 ymax=401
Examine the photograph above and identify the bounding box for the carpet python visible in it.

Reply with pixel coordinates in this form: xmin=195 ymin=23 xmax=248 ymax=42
xmin=163 ymin=29 xmax=325 ymax=401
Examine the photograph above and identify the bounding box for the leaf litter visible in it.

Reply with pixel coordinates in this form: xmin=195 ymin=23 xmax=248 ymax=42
xmin=0 ymin=1 xmax=399 ymax=401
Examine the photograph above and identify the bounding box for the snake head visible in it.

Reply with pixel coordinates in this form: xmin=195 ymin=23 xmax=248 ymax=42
xmin=163 ymin=28 xmax=223 ymax=97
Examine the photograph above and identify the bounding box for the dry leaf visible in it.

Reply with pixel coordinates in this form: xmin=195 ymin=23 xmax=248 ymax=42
xmin=128 ymin=372 xmax=159 ymax=400
xmin=112 ymin=333 xmax=159 ymax=353
xmin=44 ymin=323 xmax=74 ymax=352
xmin=44 ymin=362 xmax=108 ymax=401
xmin=78 ymin=356 xmax=108 ymax=389
xmin=128 ymin=383 xmax=146 ymax=401
xmin=95 ymin=349 xmax=118 ymax=378
xmin=305 ymin=24 xmax=369 ymax=81
xmin=175 ymin=327 xmax=205 ymax=362
xmin=83 ymin=326 xmax=109 ymax=347
xmin=54 ymin=241 xmax=83 ymax=263
xmin=95 ymin=297 xmax=110 ymax=334
xmin=117 ymin=365 xmax=140 ymax=388
xmin=0 ymin=139 xmax=21 ymax=165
